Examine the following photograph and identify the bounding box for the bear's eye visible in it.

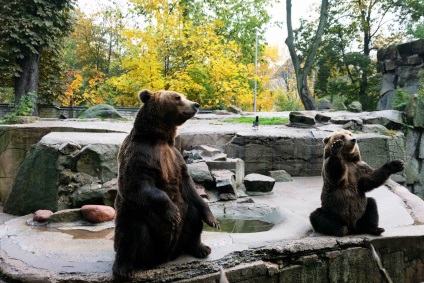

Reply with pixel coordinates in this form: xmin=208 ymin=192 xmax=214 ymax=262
xmin=175 ymin=96 xmax=181 ymax=101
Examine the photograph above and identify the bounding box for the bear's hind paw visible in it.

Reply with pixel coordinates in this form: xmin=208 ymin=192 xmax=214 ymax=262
xmin=112 ymin=262 xmax=134 ymax=280
xmin=370 ymin=227 xmax=385 ymax=236
xmin=191 ymin=243 xmax=212 ymax=258
xmin=336 ymin=226 xmax=349 ymax=237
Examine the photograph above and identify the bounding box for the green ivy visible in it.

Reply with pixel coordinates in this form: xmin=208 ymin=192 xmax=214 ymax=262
xmin=1 ymin=92 xmax=37 ymax=124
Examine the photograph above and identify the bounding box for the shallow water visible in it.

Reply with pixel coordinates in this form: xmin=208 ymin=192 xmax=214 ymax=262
xmin=203 ymin=218 xmax=274 ymax=233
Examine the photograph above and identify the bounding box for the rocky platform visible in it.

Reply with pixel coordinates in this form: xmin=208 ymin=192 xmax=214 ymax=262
xmin=1 ymin=178 xmax=424 ymax=282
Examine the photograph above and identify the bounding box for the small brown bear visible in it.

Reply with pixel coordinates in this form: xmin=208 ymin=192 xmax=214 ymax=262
xmin=310 ymin=129 xmax=404 ymax=237
xmin=113 ymin=89 xmax=219 ymax=278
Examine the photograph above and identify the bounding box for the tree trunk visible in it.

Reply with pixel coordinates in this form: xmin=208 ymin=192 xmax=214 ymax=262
xmin=14 ymin=48 xmax=42 ymax=116
xmin=358 ymin=3 xmax=371 ymax=110
xmin=285 ymin=0 xmax=329 ymax=110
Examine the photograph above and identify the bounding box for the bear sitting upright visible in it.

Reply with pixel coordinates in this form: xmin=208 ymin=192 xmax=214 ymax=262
xmin=310 ymin=129 xmax=404 ymax=237
xmin=113 ymin=89 xmax=219 ymax=278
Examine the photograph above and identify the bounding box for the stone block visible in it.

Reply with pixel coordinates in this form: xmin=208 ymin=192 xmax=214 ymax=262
xmin=49 ymin=208 xmax=82 ymax=223
xmin=206 ymin=158 xmax=245 ymax=186
xmin=315 ymin=113 xmax=332 ymax=123
xmin=397 ymin=42 xmax=413 ymax=58
xmin=411 ymin=39 xmax=424 ymax=55
xmin=407 ymin=54 xmax=422 ymax=65
xmin=187 ymin=161 xmax=214 ymax=183
xmin=244 ymin=173 xmax=275 ymax=194
xmin=289 ymin=111 xmax=316 ymax=125
xmin=210 ymin=169 xmax=236 ymax=194
xmin=377 ymin=45 xmax=398 ymax=61
xmin=384 ymin=59 xmax=396 ymax=71
xmin=71 ymin=183 xmax=109 ymax=207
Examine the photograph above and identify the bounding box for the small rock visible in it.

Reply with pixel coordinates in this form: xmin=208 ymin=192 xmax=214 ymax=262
xmin=33 ymin=210 xmax=53 ymax=222
xmin=213 ymin=110 xmax=231 ymax=115
xmin=269 ymin=170 xmax=293 ymax=182
xmin=348 ymin=101 xmax=362 ymax=112
xmin=49 ymin=209 xmax=83 ymax=223
xmin=318 ymin=99 xmax=333 ymax=110
xmin=219 ymin=193 xmax=237 ymax=201
xmin=227 ymin=105 xmax=243 ymax=114
xmin=81 ymin=205 xmax=115 ymax=223
xmin=289 ymin=111 xmax=316 ymax=125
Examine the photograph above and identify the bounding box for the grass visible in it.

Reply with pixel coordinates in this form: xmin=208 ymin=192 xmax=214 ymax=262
xmin=223 ymin=116 xmax=289 ymax=125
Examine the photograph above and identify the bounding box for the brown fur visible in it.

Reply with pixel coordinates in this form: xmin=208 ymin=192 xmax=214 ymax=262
xmin=310 ymin=130 xmax=404 ymax=236
xmin=113 ymin=89 xmax=219 ymax=279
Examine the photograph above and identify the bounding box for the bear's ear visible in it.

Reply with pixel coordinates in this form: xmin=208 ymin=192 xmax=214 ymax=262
xmin=323 ymin=136 xmax=330 ymax=144
xmin=138 ymin=89 xmax=153 ymax=103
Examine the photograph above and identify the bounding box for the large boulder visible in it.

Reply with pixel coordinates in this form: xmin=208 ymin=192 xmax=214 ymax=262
xmin=78 ymin=104 xmax=123 ymax=119
xmin=3 ymin=132 xmax=126 ymax=215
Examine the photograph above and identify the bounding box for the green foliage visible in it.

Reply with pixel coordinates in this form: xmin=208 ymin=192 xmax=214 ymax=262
xmin=1 ymin=92 xmax=37 ymax=124
xmin=197 ymin=0 xmax=275 ymax=64
xmin=393 ymin=88 xmax=411 ymax=111
xmin=298 ymin=0 xmax=411 ymax=111
xmin=274 ymin=92 xmax=303 ymax=111
xmin=0 ymin=87 xmax=14 ymax=103
xmin=223 ymin=117 xmax=289 ymax=125
xmin=0 ymin=0 xmax=75 ymax=103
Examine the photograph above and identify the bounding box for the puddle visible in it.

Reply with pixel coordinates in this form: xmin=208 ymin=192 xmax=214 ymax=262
xmin=33 ymin=226 xmax=114 ymax=240
xmin=203 ymin=218 xmax=274 ymax=233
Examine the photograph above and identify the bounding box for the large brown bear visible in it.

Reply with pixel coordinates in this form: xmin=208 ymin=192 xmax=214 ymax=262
xmin=113 ymin=89 xmax=219 ymax=278
xmin=309 ymin=129 xmax=404 ymax=237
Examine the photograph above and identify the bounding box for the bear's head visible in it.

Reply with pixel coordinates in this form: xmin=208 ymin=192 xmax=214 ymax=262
xmin=138 ymin=89 xmax=200 ymax=126
xmin=323 ymin=129 xmax=361 ymax=161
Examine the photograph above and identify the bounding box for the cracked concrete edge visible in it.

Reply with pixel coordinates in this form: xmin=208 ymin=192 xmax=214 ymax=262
xmin=386 ymin=179 xmax=424 ymax=223
xmin=0 ymin=234 xmax=372 ymax=283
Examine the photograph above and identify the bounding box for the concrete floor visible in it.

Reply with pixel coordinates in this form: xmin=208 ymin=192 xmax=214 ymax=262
xmin=1 ymin=177 xmax=423 ymax=282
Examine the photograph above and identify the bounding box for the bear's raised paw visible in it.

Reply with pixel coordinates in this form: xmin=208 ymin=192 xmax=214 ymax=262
xmin=387 ymin=160 xmax=405 ymax=174
xmin=331 ymin=139 xmax=344 ymax=155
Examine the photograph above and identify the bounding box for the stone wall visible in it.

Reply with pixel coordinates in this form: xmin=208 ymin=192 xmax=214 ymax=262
xmin=377 ymin=39 xmax=424 ymax=110
xmin=0 ymin=104 xmax=140 ymax=119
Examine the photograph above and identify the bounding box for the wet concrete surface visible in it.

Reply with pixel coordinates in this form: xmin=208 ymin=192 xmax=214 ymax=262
xmin=1 ymin=178 xmax=424 ymax=282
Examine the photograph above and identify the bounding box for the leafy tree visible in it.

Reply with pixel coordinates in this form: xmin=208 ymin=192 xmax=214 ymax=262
xmin=304 ymin=0 xmax=418 ymax=110
xmin=0 ymin=0 xmax=75 ymax=114
xmin=107 ymin=1 xmax=252 ymax=108
xmin=285 ymin=0 xmax=329 ymax=110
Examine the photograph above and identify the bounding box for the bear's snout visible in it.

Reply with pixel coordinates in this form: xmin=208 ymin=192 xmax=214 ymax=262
xmin=194 ymin=102 xmax=200 ymax=109
xmin=351 ymin=138 xmax=356 ymax=145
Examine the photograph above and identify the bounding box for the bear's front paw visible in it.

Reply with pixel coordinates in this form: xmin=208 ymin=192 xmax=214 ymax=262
xmin=165 ymin=204 xmax=181 ymax=230
xmin=204 ymin=215 xmax=220 ymax=230
xmin=386 ymin=160 xmax=404 ymax=174
xmin=331 ymin=139 xmax=344 ymax=155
